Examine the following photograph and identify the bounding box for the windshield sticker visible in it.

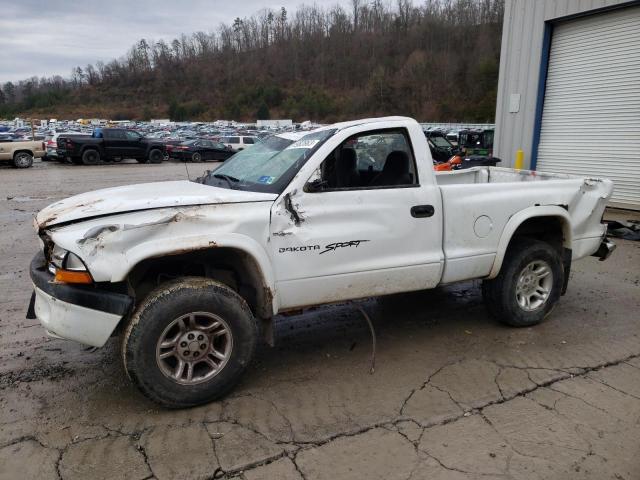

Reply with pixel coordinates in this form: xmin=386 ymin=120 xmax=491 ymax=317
xmin=285 ymin=139 xmax=320 ymax=150
xmin=257 ymin=176 xmax=275 ymax=184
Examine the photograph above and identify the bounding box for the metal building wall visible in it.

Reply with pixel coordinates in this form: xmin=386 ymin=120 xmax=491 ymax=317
xmin=494 ymin=0 xmax=631 ymax=168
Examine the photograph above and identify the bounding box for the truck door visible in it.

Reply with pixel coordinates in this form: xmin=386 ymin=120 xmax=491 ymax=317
xmin=269 ymin=127 xmax=444 ymax=310
xmin=103 ymin=129 xmax=128 ymax=158
xmin=123 ymin=130 xmax=145 ymax=158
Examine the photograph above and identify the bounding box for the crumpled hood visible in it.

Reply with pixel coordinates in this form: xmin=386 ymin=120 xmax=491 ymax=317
xmin=36 ymin=180 xmax=277 ymax=228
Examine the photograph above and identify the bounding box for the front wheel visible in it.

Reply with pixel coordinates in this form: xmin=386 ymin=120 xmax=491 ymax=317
xmin=191 ymin=152 xmax=202 ymax=163
xmin=122 ymin=277 xmax=258 ymax=407
xmin=13 ymin=152 xmax=33 ymax=168
xmin=482 ymin=238 xmax=563 ymax=327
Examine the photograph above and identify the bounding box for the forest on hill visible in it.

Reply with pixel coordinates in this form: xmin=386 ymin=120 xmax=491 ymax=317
xmin=0 ymin=0 xmax=504 ymax=122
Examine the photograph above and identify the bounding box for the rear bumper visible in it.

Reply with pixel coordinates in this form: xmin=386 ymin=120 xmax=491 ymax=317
xmin=591 ymin=237 xmax=616 ymax=261
xmin=28 ymin=252 xmax=133 ymax=347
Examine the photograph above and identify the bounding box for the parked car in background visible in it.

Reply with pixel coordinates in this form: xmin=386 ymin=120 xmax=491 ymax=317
xmin=458 ymin=128 xmax=494 ymax=156
xmin=57 ymin=128 xmax=165 ymax=165
xmin=43 ymin=132 xmax=90 ymax=162
xmin=219 ymin=135 xmax=257 ymax=152
xmin=0 ymin=139 xmax=45 ymax=168
xmin=169 ymin=139 xmax=234 ymax=162
xmin=424 ymin=130 xmax=459 ymax=163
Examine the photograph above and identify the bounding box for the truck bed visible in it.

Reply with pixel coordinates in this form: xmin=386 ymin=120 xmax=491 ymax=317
xmin=435 ymin=167 xmax=611 ymax=284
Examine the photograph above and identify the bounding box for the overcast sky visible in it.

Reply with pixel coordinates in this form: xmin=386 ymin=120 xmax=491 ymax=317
xmin=0 ymin=0 xmax=346 ymax=84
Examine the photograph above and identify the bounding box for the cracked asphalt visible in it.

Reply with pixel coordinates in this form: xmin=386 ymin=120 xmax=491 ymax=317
xmin=1 ymin=159 xmax=640 ymax=480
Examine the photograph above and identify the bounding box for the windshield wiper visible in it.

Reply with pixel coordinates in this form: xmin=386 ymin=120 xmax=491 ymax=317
xmin=213 ymin=173 xmax=239 ymax=189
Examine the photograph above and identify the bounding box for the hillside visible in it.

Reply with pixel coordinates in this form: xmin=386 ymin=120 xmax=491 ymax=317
xmin=0 ymin=0 xmax=504 ymax=123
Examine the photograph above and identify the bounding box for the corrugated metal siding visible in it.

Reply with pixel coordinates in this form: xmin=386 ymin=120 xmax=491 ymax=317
xmin=494 ymin=0 xmax=632 ymax=169
xmin=536 ymin=6 xmax=640 ymax=209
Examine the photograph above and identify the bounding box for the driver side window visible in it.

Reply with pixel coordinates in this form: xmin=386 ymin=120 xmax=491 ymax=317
xmin=317 ymin=129 xmax=418 ymax=190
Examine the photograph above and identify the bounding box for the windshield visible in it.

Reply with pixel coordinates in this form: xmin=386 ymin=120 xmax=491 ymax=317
xmin=199 ymin=129 xmax=336 ymax=193
xmin=430 ymin=136 xmax=452 ymax=148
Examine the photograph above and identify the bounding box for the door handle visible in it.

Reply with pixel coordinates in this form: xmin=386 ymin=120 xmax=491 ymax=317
xmin=411 ymin=205 xmax=435 ymax=218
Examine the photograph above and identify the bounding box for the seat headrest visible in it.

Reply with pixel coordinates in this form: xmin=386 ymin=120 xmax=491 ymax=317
xmin=339 ymin=148 xmax=357 ymax=169
xmin=384 ymin=151 xmax=409 ymax=173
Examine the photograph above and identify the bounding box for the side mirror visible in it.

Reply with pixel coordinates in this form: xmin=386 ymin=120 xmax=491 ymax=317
xmin=305 ymin=179 xmax=328 ymax=193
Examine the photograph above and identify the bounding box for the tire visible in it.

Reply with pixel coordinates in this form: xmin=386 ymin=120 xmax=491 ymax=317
xmin=482 ymin=238 xmax=563 ymax=327
xmin=81 ymin=149 xmax=101 ymax=165
xmin=192 ymin=152 xmax=202 ymax=163
xmin=148 ymin=148 xmax=163 ymax=164
xmin=13 ymin=151 xmax=33 ymax=168
xmin=122 ymin=277 xmax=258 ymax=408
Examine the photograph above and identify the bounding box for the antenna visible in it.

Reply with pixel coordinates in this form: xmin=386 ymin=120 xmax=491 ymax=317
xmin=184 ymin=160 xmax=191 ymax=181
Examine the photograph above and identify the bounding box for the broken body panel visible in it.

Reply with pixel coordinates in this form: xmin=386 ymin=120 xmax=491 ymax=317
xmin=31 ymin=117 xmax=613 ymax=347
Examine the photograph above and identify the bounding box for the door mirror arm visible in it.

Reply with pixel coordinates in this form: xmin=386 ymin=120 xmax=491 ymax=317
xmin=305 ymin=179 xmax=328 ymax=193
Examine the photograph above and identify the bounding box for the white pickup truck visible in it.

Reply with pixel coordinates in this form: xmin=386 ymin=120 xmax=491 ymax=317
xmin=28 ymin=117 xmax=615 ymax=407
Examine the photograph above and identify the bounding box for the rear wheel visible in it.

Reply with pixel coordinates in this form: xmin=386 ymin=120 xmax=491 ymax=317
xmin=81 ymin=149 xmax=101 ymax=165
xmin=148 ymin=148 xmax=163 ymax=164
xmin=192 ymin=152 xmax=202 ymax=163
xmin=13 ymin=152 xmax=33 ymax=168
xmin=482 ymin=238 xmax=563 ymax=327
xmin=122 ymin=277 xmax=258 ymax=407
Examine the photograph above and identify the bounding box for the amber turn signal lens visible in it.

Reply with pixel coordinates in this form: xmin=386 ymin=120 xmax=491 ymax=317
xmin=55 ymin=269 xmax=93 ymax=284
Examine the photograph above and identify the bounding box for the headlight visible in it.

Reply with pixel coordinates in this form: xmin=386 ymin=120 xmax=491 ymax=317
xmin=64 ymin=252 xmax=87 ymax=271
xmin=48 ymin=245 xmax=93 ymax=284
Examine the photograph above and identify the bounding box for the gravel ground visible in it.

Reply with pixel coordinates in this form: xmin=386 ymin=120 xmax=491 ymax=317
xmin=1 ymin=159 xmax=639 ymax=480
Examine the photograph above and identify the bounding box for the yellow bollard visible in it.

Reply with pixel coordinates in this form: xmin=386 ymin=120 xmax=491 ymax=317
xmin=514 ymin=149 xmax=524 ymax=170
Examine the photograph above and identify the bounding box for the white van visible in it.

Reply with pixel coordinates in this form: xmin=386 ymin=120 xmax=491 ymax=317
xmin=219 ymin=136 xmax=257 ymax=152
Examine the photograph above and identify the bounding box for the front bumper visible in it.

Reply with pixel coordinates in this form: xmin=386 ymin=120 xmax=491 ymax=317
xmin=27 ymin=252 xmax=133 ymax=347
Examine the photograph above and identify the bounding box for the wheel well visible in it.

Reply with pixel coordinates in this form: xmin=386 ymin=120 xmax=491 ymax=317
xmin=13 ymin=149 xmax=34 ymax=157
xmin=127 ymin=247 xmax=273 ymax=320
xmin=510 ymin=216 xmax=570 ymax=253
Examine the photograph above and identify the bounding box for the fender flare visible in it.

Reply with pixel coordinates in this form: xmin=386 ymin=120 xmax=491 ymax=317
xmin=12 ymin=149 xmax=34 ymax=158
xmin=487 ymin=206 xmax=572 ymax=279
xmin=114 ymin=233 xmax=279 ymax=315
xmin=81 ymin=145 xmax=102 ymax=156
